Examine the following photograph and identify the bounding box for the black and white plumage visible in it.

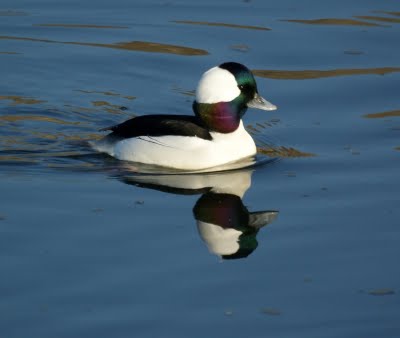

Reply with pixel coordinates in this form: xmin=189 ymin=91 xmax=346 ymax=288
xmin=92 ymin=62 xmax=277 ymax=170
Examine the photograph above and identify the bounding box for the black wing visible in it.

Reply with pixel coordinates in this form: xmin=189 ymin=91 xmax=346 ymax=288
xmin=100 ymin=114 xmax=212 ymax=140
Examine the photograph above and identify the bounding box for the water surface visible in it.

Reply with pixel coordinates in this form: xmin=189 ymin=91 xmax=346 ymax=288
xmin=1 ymin=1 xmax=399 ymax=337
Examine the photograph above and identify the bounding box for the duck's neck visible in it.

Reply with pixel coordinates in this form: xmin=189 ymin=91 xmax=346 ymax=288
xmin=193 ymin=97 xmax=247 ymax=133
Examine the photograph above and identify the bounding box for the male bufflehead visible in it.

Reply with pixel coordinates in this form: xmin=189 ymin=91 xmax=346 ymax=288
xmin=122 ymin=169 xmax=278 ymax=259
xmin=93 ymin=62 xmax=277 ymax=170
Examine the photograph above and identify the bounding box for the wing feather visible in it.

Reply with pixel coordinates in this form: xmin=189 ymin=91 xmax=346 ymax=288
xmin=100 ymin=115 xmax=212 ymax=140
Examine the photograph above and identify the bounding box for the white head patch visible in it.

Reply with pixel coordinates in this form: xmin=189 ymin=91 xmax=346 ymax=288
xmin=195 ymin=66 xmax=241 ymax=104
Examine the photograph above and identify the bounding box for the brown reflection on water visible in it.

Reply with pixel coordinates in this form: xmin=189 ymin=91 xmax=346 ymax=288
xmin=0 ymin=36 xmax=208 ymax=56
xmin=172 ymin=20 xmax=270 ymax=31
xmin=75 ymin=89 xmax=135 ymax=100
xmin=0 ymin=148 xmax=92 ymax=165
xmin=0 ymin=95 xmax=45 ymax=105
xmin=258 ymin=146 xmax=316 ymax=158
xmin=373 ymin=11 xmax=400 ymax=17
xmin=0 ymin=154 xmax=37 ymax=164
xmin=34 ymin=23 xmax=129 ymax=29
xmin=230 ymin=44 xmax=250 ymax=53
xmin=253 ymin=67 xmax=400 ymax=80
xmin=0 ymin=103 xmax=103 ymax=168
xmin=355 ymin=15 xmax=400 ymax=23
xmin=367 ymin=288 xmax=396 ymax=296
xmin=247 ymin=122 xmax=279 ymax=134
xmin=91 ymin=101 xmax=130 ymax=114
xmin=92 ymin=100 xmax=121 ymax=108
xmin=0 ymin=114 xmax=79 ymax=125
xmin=63 ymin=104 xmax=96 ymax=113
xmin=0 ymin=10 xmax=28 ymax=16
xmin=363 ymin=110 xmax=400 ymax=119
xmin=0 ymin=124 xmax=101 ymax=164
xmin=248 ymin=120 xmax=314 ymax=158
xmin=282 ymin=18 xmax=382 ymax=27
xmin=0 ymin=51 xmax=21 ymax=55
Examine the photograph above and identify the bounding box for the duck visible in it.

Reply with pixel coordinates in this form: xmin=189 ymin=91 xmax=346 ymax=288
xmin=121 ymin=169 xmax=278 ymax=259
xmin=92 ymin=62 xmax=277 ymax=170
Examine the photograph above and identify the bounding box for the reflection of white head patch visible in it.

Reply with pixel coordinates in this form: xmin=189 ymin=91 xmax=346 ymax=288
xmin=197 ymin=221 xmax=241 ymax=256
xmin=196 ymin=67 xmax=241 ymax=104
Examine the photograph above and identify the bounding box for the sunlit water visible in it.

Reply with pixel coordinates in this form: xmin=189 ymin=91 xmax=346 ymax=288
xmin=1 ymin=1 xmax=400 ymax=337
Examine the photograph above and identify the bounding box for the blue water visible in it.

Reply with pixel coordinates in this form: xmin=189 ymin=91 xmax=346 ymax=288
xmin=1 ymin=1 xmax=400 ymax=337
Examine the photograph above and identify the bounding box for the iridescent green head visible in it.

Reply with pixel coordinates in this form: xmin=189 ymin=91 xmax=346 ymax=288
xmin=193 ymin=62 xmax=277 ymax=133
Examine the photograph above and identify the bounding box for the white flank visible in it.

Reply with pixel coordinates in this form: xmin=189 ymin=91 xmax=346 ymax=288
xmin=92 ymin=121 xmax=256 ymax=171
xmin=196 ymin=66 xmax=241 ymax=104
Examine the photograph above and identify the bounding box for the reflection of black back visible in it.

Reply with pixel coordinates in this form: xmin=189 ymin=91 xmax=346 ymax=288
xmin=124 ymin=179 xmax=211 ymax=195
xmin=193 ymin=192 xmax=249 ymax=229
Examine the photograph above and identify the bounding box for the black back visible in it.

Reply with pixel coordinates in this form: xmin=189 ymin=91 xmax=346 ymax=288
xmin=101 ymin=114 xmax=212 ymax=140
xmin=219 ymin=62 xmax=251 ymax=75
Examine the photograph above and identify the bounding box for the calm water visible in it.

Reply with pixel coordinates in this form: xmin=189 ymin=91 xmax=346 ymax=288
xmin=1 ymin=1 xmax=400 ymax=337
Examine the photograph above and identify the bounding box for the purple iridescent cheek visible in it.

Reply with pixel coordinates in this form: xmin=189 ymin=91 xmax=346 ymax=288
xmin=208 ymin=102 xmax=241 ymax=133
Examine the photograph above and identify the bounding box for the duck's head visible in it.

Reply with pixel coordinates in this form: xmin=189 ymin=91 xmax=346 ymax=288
xmin=193 ymin=62 xmax=277 ymax=133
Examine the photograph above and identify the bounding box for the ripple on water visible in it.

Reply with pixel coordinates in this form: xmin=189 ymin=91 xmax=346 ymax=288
xmin=252 ymin=67 xmax=400 ymax=80
xmin=0 ymin=95 xmax=46 ymax=105
xmin=0 ymin=105 xmax=285 ymax=175
xmin=362 ymin=110 xmax=400 ymax=119
xmin=0 ymin=35 xmax=209 ymax=56
xmin=281 ymin=11 xmax=400 ymax=29
xmin=282 ymin=18 xmax=383 ymax=27
xmin=172 ymin=20 xmax=271 ymax=31
xmin=33 ymin=23 xmax=130 ymax=29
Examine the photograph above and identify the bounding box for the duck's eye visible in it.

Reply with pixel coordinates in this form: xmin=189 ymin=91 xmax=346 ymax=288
xmin=238 ymin=84 xmax=245 ymax=90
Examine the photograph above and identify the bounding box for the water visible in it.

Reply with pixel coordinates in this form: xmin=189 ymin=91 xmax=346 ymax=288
xmin=1 ymin=1 xmax=400 ymax=337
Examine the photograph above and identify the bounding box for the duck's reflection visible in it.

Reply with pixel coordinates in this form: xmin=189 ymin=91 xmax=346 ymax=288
xmin=121 ymin=169 xmax=278 ymax=259
xmin=194 ymin=191 xmax=277 ymax=259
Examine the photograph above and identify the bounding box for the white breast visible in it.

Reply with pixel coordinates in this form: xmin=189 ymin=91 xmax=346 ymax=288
xmin=92 ymin=121 xmax=256 ymax=171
